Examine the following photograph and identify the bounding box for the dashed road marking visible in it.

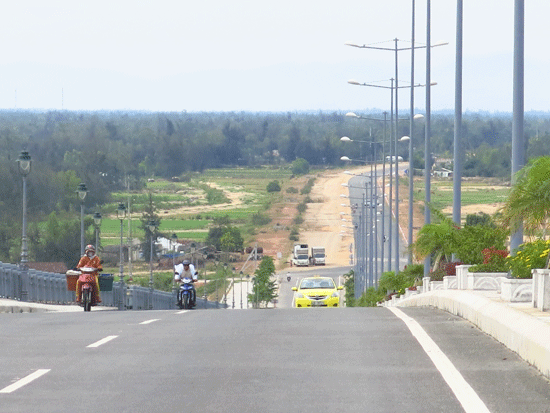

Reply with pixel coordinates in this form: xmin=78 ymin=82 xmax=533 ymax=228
xmin=87 ymin=335 xmax=118 ymax=348
xmin=389 ymin=307 xmax=491 ymax=413
xmin=175 ymin=310 xmax=189 ymax=314
xmin=140 ymin=319 xmax=160 ymax=325
xmin=0 ymin=369 xmax=51 ymax=394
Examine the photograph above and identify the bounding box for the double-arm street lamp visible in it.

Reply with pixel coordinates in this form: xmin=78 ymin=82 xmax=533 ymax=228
xmin=17 ymin=150 xmax=32 ymax=301
xmin=76 ymin=183 xmax=88 ymax=256
xmin=116 ymin=202 xmax=126 ymax=310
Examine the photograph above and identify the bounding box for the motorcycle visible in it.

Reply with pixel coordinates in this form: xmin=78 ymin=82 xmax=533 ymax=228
xmin=178 ymin=277 xmax=196 ymax=309
xmin=287 ymin=274 xmax=291 ymax=282
xmin=78 ymin=266 xmax=99 ymax=312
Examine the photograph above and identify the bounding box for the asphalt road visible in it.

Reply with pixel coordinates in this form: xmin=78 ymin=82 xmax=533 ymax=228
xmin=2 ymin=284 xmax=550 ymax=412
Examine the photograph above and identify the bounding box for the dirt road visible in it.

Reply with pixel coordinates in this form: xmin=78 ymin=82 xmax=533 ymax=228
xmin=299 ymin=167 xmax=371 ymax=268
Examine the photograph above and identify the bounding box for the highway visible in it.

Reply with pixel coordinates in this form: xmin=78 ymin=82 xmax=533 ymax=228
xmin=2 ymin=268 xmax=550 ymax=413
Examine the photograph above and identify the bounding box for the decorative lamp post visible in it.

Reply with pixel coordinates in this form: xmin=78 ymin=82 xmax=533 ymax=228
xmin=231 ymin=266 xmax=235 ymax=309
xmin=223 ymin=262 xmax=228 ymax=306
xmin=76 ymin=183 xmax=88 ymax=256
xmin=147 ymin=220 xmax=157 ymax=309
xmin=240 ymin=271 xmax=243 ymax=309
xmin=93 ymin=212 xmax=102 ymax=252
xmin=171 ymin=233 xmax=178 ymax=269
xmin=17 ymin=150 xmax=31 ymax=301
xmin=116 ymin=203 xmax=126 ymax=310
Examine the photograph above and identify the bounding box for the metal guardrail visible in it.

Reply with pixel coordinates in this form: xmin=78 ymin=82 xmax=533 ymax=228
xmin=0 ymin=262 xmax=227 ymax=310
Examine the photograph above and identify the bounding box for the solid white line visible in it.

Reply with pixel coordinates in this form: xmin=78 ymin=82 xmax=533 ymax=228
xmin=389 ymin=307 xmax=491 ymax=413
xmin=87 ymin=335 xmax=118 ymax=348
xmin=0 ymin=369 xmax=51 ymax=394
xmin=139 ymin=318 xmax=160 ymax=325
xmin=175 ymin=310 xmax=189 ymax=314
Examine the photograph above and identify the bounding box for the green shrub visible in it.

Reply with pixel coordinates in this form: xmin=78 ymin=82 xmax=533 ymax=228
xmin=266 ymin=180 xmax=281 ymax=193
xmin=356 ymin=287 xmax=386 ymax=307
xmin=507 ymin=239 xmax=549 ymax=278
xmin=297 ymin=202 xmax=307 ymax=214
xmin=251 ymin=212 xmax=271 ymax=226
xmin=289 ymin=227 xmax=299 ymax=241
xmin=286 ymin=187 xmax=299 ymax=194
xmin=379 ymin=270 xmax=418 ymax=295
xmin=291 ymin=158 xmax=310 ymax=175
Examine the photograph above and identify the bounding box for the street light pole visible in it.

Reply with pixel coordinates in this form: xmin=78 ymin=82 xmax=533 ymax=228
xmin=147 ymin=220 xmax=157 ymax=310
xmin=240 ymin=271 xmax=243 ymax=309
xmin=17 ymin=150 xmax=31 ymax=301
xmin=424 ymin=0 xmax=432 ymax=278
xmin=116 ymin=202 xmax=126 ymax=310
xmin=76 ymin=183 xmax=88 ymax=256
xmin=510 ymin=0 xmax=525 ymax=253
xmin=453 ymin=0 xmax=463 ymax=235
xmin=93 ymin=212 xmax=102 ymax=252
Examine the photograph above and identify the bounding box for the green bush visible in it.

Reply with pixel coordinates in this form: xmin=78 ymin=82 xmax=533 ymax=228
xmin=297 ymin=202 xmax=307 ymax=214
xmin=291 ymin=158 xmax=310 ymax=175
xmin=286 ymin=187 xmax=299 ymax=194
xmin=379 ymin=270 xmax=417 ymax=295
xmin=251 ymin=212 xmax=271 ymax=226
xmin=356 ymin=287 xmax=386 ymax=307
xmin=266 ymin=180 xmax=281 ymax=193
xmin=507 ymin=239 xmax=549 ymax=278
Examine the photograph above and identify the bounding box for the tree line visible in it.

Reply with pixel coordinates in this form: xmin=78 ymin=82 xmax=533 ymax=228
xmin=2 ymin=109 xmax=550 ymax=264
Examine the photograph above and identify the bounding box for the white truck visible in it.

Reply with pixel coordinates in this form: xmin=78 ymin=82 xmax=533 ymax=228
xmin=292 ymin=243 xmax=309 ymax=267
xmin=309 ymin=246 xmax=326 ymax=266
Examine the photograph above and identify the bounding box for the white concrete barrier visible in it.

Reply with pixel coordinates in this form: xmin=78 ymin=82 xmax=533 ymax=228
xmin=533 ymin=269 xmax=550 ymax=311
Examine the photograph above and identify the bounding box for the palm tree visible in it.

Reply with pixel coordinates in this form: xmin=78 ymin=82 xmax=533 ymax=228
xmin=501 ymin=156 xmax=550 ymax=236
xmin=410 ymin=207 xmax=459 ymax=272
xmin=501 ymin=156 xmax=550 ymax=267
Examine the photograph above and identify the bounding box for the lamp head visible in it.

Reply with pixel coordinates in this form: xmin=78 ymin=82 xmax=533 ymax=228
xmin=17 ymin=151 xmax=32 ymax=176
xmin=117 ymin=202 xmax=126 ymax=220
xmin=76 ymin=183 xmax=88 ymax=201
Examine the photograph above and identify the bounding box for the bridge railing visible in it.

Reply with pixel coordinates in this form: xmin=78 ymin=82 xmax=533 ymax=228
xmin=0 ymin=262 xmax=226 ymax=310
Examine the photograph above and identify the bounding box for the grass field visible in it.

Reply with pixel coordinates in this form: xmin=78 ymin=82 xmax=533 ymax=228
xmin=93 ymin=166 xmax=293 ymax=245
xmin=410 ymin=178 xmax=509 ymax=214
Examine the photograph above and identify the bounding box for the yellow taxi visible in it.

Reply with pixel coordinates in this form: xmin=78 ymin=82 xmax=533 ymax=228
xmin=292 ymin=276 xmax=343 ymax=308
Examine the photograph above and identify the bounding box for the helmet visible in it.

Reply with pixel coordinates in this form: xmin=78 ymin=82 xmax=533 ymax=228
xmin=182 ymin=260 xmax=190 ymax=266
xmin=85 ymin=244 xmax=96 ymax=253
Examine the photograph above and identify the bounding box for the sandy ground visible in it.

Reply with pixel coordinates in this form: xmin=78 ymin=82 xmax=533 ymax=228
xmin=290 ymin=170 xmax=505 ymax=269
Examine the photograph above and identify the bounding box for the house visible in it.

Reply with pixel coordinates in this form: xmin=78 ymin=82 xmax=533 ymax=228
xmin=433 ymin=168 xmax=453 ymax=178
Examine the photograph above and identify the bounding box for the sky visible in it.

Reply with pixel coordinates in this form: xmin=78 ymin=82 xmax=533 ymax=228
xmin=0 ymin=1 xmax=548 ymax=113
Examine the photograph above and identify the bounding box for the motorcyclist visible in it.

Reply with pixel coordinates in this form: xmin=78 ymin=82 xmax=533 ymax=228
xmin=76 ymin=244 xmax=102 ymax=304
xmin=174 ymin=259 xmax=198 ymax=307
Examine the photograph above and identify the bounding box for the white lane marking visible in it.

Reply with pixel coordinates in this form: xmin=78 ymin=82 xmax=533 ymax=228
xmin=87 ymin=335 xmax=118 ymax=348
xmin=175 ymin=310 xmax=189 ymax=314
xmin=0 ymin=369 xmax=51 ymax=394
xmin=139 ymin=318 xmax=160 ymax=325
xmin=389 ymin=307 xmax=491 ymax=413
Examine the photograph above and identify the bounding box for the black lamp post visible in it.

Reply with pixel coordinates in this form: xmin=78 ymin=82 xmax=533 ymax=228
xmin=117 ymin=202 xmax=126 ymax=310
xmin=93 ymin=212 xmax=102 ymax=251
xmin=17 ymin=151 xmax=31 ymax=301
xmin=147 ymin=220 xmax=157 ymax=309
xmin=76 ymin=183 xmax=88 ymax=256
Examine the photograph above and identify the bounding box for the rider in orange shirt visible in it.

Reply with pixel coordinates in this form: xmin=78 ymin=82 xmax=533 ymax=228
xmin=76 ymin=244 xmax=102 ymax=304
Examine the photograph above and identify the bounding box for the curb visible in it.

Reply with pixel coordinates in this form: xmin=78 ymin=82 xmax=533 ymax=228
xmin=396 ymin=290 xmax=550 ymax=379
